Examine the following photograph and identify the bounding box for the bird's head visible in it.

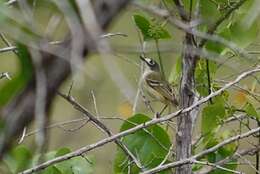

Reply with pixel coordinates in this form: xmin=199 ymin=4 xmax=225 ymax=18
xmin=140 ymin=55 xmax=160 ymax=72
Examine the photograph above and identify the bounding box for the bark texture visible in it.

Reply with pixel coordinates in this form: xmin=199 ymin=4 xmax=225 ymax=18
xmin=176 ymin=34 xmax=197 ymax=174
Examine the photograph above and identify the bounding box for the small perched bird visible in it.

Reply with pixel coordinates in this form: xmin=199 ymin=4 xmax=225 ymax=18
xmin=140 ymin=55 xmax=178 ymax=108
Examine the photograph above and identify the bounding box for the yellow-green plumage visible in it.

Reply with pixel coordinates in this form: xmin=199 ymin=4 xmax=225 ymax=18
xmin=142 ymin=67 xmax=178 ymax=106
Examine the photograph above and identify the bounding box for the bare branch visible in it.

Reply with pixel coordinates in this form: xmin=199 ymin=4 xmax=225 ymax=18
xmin=196 ymin=146 xmax=260 ymax=174
xmin=57 ymin=91 xmax=143 ymax=170
xmin=193 ymin=160 xmax=244 ymax=174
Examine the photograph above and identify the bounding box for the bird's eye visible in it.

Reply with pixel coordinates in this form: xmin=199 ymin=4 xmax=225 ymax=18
xmin=148 ymin=60 xmax=155 ymax=65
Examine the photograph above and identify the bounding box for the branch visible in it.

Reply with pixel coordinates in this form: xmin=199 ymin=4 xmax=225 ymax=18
xmin=57 ymin=91 xmax=143 ymax=170
xmin=198 ymin=0 xmax=247 ymax=48
xmin=193 ymin=160 xmax=244 ymax=174
xmin=142 ymin=127 xmax=260 ymax=174
xmin=196 ymin=146 xmax=260 ymax=174
xmin=172 ymin=0 xmax=189 ymax=21
xmin=134 ymin=1 xmax=252 ymax=60
xmin=19 ymin=66 xmax=260 ymax=174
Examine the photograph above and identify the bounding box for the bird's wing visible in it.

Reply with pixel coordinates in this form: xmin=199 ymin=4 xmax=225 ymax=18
xmin=146 ymin=78 xmax=174 ymax=102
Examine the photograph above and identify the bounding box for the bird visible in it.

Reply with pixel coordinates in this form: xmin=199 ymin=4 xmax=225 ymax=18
xmin=140 ymin=55 xmax=178 ymax=112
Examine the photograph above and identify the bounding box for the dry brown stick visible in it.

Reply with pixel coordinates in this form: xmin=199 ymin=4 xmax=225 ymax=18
xmin=19 ymin=65 xmax=260 ymax=174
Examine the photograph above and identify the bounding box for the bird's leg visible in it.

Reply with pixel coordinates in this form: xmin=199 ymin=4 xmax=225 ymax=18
xmin=156 ymin=104 xmax=168 ymax=118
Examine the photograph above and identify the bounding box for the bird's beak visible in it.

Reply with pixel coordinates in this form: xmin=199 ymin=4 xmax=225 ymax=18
xmin=139 ymin=55 xmax=147 ymax=63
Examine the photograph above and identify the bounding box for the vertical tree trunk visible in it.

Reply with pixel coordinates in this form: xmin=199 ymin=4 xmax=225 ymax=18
xmin=176 ymin=33 xmax=197 ymax=174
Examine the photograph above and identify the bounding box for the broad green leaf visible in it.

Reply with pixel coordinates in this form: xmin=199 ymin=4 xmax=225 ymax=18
xmin=4 ymin=145 xmax=32 ymax=173
xmin=133 ymin=14 xmax=171 ymax=41
xmin=244 ymin=102 xmax=260 ymax=120
xmin=201 ymin=97 xmax=225 ymax=135
xmin=114 ymin=114 xmax=171 ymax=174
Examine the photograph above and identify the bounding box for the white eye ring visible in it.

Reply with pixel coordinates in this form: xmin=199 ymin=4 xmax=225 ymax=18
xmin=146 ymin=58 xmax=155 ymax=65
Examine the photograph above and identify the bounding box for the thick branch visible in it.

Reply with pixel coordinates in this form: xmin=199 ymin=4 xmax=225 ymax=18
xmin=173 ymin=1 xmax=197 ymax=173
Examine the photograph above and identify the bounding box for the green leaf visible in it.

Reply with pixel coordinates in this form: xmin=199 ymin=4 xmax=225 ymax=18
xmin=38 ymin=148 xmax=94 ymax=174
xmin=229 ymin=18 xmax=258 ymax=48
xmin=0 ymin=43 xmax=33 ymax=106
xmin=195 ymin=59 xmax=217 ymax=96
xmin=182 ymin=0 xmax=197 ymax=13
xmin=205 ymin=131 xmax=237 ymax=174
xmin=114 ymin=114 xmax=171 ymax=174
xmin=200 ymin=0 xmax=221 ymax=26
xmin=133 ymin=14 xmax=171 ymax=41
xmin=205 ymin=27 xmax=231 ymax=54
xmin=201 ymin=97 xmax=226 ymax=135
xmin=55 ymin=147 xmax=71 ymax=157
xmin=41 ymin=166 xmax=62 ymax=174
xmin=4 ymin=145 xmax=32 ymax=173
xmin=69 ymin=157 xmax=94 ymax=174
xmin=169 ymin=56 xmax=181 ymax=84
xmin=244 ymin=102 xmax=260 ymax=120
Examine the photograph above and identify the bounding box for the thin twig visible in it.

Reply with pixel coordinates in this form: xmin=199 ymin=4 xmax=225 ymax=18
xmin=91 ymin=90 xmax=99 ymax=119
xmin=100 ymin=32 xmax=128 ymax=38
xmin=236 ymin=153 xmax=260 ymax=174
xmin=158 ymin=143 xmax=174 ymax=166
xmin=196 ymin=146 xmax=260 ymax=174
xmin=0 ymin=33 xmax=19 ymax=55
xmin=18 ymin=127 xmax=27 ymax=144
xmin=194 ymin=160 xmax=244 ymax=174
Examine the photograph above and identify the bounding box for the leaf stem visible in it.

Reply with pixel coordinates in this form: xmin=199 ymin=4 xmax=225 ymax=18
xmin=155 ymin=39 xmax=166 ymax=80
xmin=206 ymin=59 xmax=213 ymax=104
